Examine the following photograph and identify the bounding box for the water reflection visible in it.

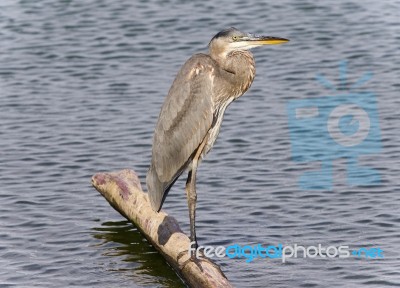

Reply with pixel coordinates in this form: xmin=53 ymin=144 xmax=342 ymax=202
xmin=92 ymin=221 xmax=184 ymax=288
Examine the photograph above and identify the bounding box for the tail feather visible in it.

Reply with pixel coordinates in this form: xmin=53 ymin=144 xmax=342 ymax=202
xmin=146 ymin=165 xmax=165 ymax=212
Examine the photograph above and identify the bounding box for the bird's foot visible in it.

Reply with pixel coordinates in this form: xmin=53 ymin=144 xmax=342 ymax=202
xmin=177 ymin=245 xmax=222 ymax=273
xmin=177 ymin=241 xmax=204 ymax=272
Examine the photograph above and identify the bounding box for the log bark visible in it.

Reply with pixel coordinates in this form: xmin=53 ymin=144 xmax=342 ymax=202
xmin=91 ymin=169 xmax=232 ymax=288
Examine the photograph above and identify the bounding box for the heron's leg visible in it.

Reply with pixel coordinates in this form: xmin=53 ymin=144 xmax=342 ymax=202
xmin=186 ymin=167 xmax=198 ymax=259
xmin=186 ymin=141 xmax=206 ymax=260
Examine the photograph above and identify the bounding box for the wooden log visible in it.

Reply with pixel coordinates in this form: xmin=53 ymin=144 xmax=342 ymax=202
xmin=91 ymin=169 xmax=232 ymax=288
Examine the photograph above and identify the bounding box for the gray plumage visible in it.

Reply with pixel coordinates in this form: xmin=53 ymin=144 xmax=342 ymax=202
xmin=146 ymin=27 xmax=288 ymax=257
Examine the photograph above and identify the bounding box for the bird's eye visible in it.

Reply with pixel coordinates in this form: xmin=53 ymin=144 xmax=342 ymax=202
xmin=232 ymin=35 xmax=240 ymax=41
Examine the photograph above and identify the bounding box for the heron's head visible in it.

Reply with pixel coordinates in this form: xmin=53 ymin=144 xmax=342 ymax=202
xmin=209 ymin=27 xmax=289 ymax=59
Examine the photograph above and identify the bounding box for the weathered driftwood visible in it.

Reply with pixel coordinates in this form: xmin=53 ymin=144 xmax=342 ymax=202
xmin=92 ymin=169 xmax=232 ymax=288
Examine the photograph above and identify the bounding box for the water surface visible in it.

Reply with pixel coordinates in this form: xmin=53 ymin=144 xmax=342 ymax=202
xmin=1 ymin=0 xmax=399 ymax=287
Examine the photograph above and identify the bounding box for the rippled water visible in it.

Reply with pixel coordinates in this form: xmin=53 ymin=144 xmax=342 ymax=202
xmin=1 ymin=0 xmax=399 ymax=287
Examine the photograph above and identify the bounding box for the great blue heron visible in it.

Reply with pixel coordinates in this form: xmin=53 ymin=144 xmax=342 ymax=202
xmin=146 ymin=27 xmax=288 ymax=259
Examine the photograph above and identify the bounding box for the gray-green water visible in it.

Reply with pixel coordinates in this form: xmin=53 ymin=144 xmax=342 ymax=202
xmin=1 ymin=0 xmax=399 ymax=287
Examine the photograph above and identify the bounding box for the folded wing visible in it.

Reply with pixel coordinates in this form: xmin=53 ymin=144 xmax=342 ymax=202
xmin=146 ymin=54 xmax=217 ymax=211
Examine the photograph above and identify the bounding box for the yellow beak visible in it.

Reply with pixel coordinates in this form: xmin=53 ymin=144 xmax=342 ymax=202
xmin=248 ymin=36 xmax=289 ymax=45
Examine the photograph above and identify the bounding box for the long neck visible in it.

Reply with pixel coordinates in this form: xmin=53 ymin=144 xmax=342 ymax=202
xmin=210 ymin=50 xmax=256 ymax=99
